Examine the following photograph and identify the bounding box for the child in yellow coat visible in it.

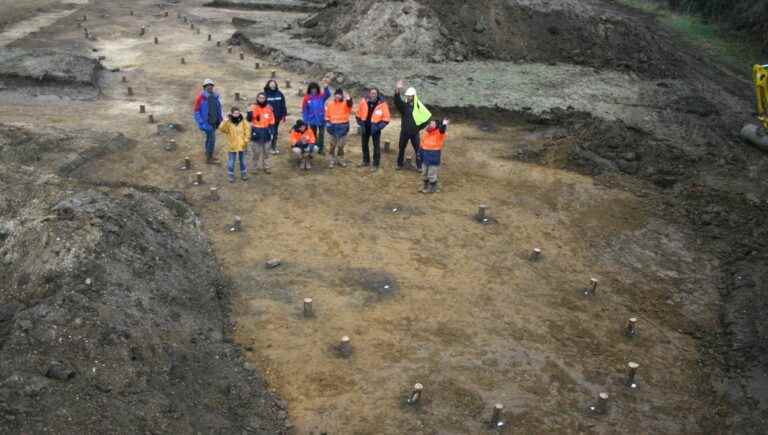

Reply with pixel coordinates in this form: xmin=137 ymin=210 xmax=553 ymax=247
xmin=218 ymin=107 xmax=252 ymax=182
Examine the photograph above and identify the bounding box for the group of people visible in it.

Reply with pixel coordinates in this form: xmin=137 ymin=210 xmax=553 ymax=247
xmin=193 ymin=77 xmax=449 ymax=193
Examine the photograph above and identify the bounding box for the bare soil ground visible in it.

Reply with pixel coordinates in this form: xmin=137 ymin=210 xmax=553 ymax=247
xmin=0 ymin=0 xmax=766 ymax=434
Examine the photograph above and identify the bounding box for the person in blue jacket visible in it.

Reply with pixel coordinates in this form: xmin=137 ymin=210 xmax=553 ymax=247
xmin=193 ymin=78 xmax=223 ymax=164
xmin=301 ymin=77 xmax=331 ymax=154
xmin=264 ymin=79 xmax=287 ymax=154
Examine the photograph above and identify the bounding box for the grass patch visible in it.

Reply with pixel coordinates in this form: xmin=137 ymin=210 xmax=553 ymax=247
xmin=619 ymin=0 xmax=762 ymax=71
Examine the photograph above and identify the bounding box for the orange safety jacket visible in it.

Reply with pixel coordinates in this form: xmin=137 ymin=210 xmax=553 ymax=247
xmin=248 ymin=104 xmax=275 ymax=129
xmin=290 ymin=128 xmax=316 ymax=145
xmin=325 ymin=99 xmax=352 ymax=124
xmin=355 ymin=98 xmax=390 ymax=124
xmin=421 ymin=128 xmax=446 ymax=151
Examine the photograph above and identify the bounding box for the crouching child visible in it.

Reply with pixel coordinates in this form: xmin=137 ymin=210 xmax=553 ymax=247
xmin=218 ymin=107 xmax=251 ymax=182
xmin=290 ymin=120 xmax=318 ymax=170
xmin=419 ymin=118 xmax=449 ymax=193
xmin=325 ymin=88 xmax=353 ymax=168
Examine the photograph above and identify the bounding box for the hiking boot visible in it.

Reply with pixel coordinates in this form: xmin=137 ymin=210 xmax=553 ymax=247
xmin=371 ymin=165 xmax=379 ymax=172
xmin=264 ymin=168 xmax=271 ymax=174
xmin=358 ymin=162 xmax=370 ymax=168
xmin=305 ymin=159 xmax=312 ymax=170
xmin=329 ymin=160 xmax=336 ymax=169
xmin=241 ymin=173 xmax=248 ymax=181
xmin=338 ymin=160 xmax=348 ymax=168
xmin=206 ymin=156 xmax=216 ymax=165
xmin=395 ymin=165 xmax=404 ymax=171
xmin=228 ymin=174 xmax=236 ymax=183
xmin=427 ymin=181 xmax=438 ymax=193
xmin=419 ymin=180 xmax=430 ymax=193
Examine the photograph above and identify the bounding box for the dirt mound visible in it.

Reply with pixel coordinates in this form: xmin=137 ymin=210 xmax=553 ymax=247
xmin=0 ymin=167 xmax=288 ymax=434
xmin=0 ymin=123 xmax=132 ymax=177
xmin=205 ymin=0 xmax=324 ymax=13
xmin=305 ymin=0 xmax=684 ymax=77
xmin=0 ymin=48 xmax=101 ymax=86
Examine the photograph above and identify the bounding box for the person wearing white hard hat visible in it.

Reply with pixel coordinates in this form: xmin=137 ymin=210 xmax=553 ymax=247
xmin=394 ymin=80 xmax=432 ymax=171
xmin=193 ymin=78 xmax=223 ymax=164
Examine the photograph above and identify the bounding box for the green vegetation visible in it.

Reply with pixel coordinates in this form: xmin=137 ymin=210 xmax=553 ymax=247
xmin=619 ymin=0 xmax=765 ymax=69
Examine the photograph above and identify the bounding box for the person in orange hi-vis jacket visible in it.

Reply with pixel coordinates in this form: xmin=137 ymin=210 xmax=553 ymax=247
xmin=419 ymin=118 xmax=449 ymax=193
xmin=290 ymin=120 xmax=318 ymax=171
xmin=354 ymin=87 xmax=390 ymax=171
xmin=324 ymin=88 xmax=353 ymax=168
xmin=247 ymin=92 xmax=276 ymax=174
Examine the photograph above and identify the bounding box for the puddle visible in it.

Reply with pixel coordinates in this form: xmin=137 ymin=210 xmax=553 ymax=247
xmin=0 ymin=10 xmax=76 ymax=47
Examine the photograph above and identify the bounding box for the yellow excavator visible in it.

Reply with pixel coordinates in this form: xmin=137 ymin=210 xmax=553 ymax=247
xmin=742 ymin=64 xmax=768 ymax=150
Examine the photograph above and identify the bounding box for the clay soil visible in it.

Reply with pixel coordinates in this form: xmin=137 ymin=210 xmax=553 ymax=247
xmin=0 ymin=0 xmax=763 ymax=434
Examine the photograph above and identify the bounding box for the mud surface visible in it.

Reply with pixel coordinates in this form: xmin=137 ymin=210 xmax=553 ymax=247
xmin=1 ymin=0 xmax=767 ymax=434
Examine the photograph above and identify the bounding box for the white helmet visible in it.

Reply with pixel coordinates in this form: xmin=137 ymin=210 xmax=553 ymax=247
xmin=202 ymin=78 xmax=215 ymax=87
xmin=404 ymin=87 xmax=417 ymax=97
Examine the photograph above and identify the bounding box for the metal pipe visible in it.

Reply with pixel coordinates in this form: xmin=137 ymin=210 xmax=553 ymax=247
xmin=182 ymin=157 xmax=191 ymax=170
xmin=154 ymin=36 xmax=158 ymax=44
xmin=530 ymin=247 xmax=541 ymax=261
xmin=254 ymin=62 xmax=260 ymax=69
xmin=139 ymin=104 xmax=145 ymax=113
xmin=209 ymin=187 xmax=219 ymax=201
xmin=285 ymin=79 xmax=291 ymax=89
xmin=148 ymin=114 xmax=155 ymax=124
xmin=127 ymin=87 xmax=133 ymax=96
xmin=180 ymin=57 xmax=185 ymax=64
xmin=232 ymin=216 xmax=241 ymax=232
xmin=194 ymin=172 xmax=203 ymax=185
xmin=741 ymin=124 xmax=768 ymax=152
xmin=239 ymin=52 xmax=244 ymax=60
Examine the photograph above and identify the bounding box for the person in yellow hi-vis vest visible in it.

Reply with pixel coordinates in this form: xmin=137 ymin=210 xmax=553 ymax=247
xmin=394 ymin=80 xmax=432 ymax=171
